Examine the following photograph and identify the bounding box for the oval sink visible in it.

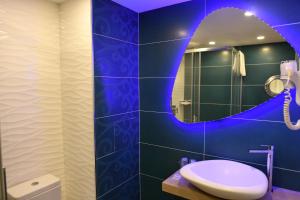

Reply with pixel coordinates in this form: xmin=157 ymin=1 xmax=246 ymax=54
xmin=180 ymin=160 xmax=268 ymax=200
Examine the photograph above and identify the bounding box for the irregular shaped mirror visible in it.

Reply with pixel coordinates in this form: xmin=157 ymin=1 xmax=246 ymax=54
xmin=172 ymin=8 xmax=298 ymax=123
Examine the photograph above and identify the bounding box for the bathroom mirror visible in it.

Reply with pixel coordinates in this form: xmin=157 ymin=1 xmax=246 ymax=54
xmin=172 ymin=8 xmax=298 ymax=123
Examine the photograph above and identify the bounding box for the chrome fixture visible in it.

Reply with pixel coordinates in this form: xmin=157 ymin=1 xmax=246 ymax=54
xmin=179 ymin=157 xmax=198 ymax=167
xmin=179 ymin=157 xmax=189 ymax=168
xmin=171 ymin=105 xmax=178 ymax=115
xmin=264 ymin=75 xmax=285 ymax=97
xmin=249 ymin=145 xmax=274 ymax=192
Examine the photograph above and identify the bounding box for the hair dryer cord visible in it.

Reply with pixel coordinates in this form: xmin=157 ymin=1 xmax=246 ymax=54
xmin=283 ymin=88 xmax=300 ymax=130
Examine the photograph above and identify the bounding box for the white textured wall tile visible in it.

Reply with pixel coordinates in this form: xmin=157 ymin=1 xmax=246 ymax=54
xmin=0 ymin=0 xmax=95 ymax=200
xmin=60 ymin=0 xmax=96 ymax=200
xmin=0 ymin=0 xmax=65 ymax=198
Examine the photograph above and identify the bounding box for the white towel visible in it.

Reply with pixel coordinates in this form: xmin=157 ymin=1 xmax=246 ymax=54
xmin=233 ymin=52 xmax=239 ymax=74
xmin=239 ymin=51 xmax=246 ymax=76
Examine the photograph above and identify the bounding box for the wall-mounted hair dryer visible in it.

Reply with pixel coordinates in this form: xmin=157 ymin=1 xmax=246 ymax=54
xmin=280 ymin=60 xmax=300 ymax=130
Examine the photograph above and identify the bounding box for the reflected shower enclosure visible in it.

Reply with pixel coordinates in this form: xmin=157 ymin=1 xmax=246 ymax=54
xmin=172 ymin=48 xmax=242 ymax=122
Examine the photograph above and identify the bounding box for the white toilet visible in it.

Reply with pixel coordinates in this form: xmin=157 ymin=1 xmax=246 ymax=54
xmin=7 ymin=174 xmax=61 ymax=200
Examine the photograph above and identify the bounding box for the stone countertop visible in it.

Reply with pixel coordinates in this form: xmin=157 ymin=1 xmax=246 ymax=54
xmin=162 ymin=171 xmax=300 ymax=200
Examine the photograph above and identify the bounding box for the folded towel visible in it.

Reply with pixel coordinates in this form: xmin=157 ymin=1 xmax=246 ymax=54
xmin=239 ymin=51 xmax=246 ymax=76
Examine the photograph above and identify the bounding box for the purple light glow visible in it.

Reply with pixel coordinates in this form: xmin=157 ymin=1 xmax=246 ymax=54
xmin=112 ymin=0 xmax=192 ymax=13
xmin=167 ymin=5 xmax=300 ymax=128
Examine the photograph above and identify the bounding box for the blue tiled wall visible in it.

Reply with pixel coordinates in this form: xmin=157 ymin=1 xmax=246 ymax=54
xmin=93 ymin=0 xmax=300 ymax=199
xmin=92 ymin=0 xmax=139 ymax=199
xmin=139 ymin=1 xmax=300 ymax=200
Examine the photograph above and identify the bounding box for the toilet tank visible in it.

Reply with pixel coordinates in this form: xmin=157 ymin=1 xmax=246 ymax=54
xmin=7 ymin=174 xmax=61 ymax=200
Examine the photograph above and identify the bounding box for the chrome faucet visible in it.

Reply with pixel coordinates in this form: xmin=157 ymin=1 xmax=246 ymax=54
xmin=249 ymin=145 xmax=274 ymax=193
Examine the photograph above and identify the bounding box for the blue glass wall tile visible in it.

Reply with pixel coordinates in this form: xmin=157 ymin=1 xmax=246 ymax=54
xmin=139 ymin=39 xmax=189 ymax=77
xmin=205 ymin=118 xmax=300 ymax=171
xmin=139 ymin=78 xmax=173 ymax=112
xmin=139 ymin=0 xmax=205 ymax=44
xmin=92 ymin=0 xmax=139 ymax=198
xmin=141 ymin=175 xmax=184 ymax=200
xmin=94 ymin=77 xmax=139 ymax=118
xmin=98 ymin=175 xmax=140 ymax=200
xmin=273 ymin=168 xmax=300 ymax=192
xmin=93 ymin=34 xmax=138 ymax=77
xmin=95 ymin=111 xmax=139 ymax=158
xmin=96 ymin=144 xmax=139 ymax=196
xmin=140 ymin=112 xmax=204 ymax=153
xmin=140 ymin=143 xmax=203 ymax=179
xmin=234 ymin=89 xmax=300 ymax=122
xmin=93 ymin=0 xmax=138 ymax=43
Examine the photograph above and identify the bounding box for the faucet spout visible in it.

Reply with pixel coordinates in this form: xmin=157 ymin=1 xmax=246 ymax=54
xmin=249 ymin=150 xmax=269 ymax=154
xmin=249 ymin=145 xmax=274 ymax=193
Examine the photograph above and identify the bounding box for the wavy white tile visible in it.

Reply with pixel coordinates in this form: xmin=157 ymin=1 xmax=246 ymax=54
xmin=60 ymin=0 xmax=96 ymax=200
xmin=0 ymin=0 xmax=65 ymax=199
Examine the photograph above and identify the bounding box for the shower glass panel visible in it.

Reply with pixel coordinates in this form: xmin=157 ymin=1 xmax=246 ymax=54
xmin=180 ymin=48 xmax=241 ymax=122
xmin=183 ymin=53 xmax=193 ymax=122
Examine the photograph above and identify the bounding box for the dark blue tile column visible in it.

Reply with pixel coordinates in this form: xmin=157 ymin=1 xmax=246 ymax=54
xmin=92 ymin=0 xmax=139 ymax=199
xmin=139 ymin=1 xmax=206 ymax=199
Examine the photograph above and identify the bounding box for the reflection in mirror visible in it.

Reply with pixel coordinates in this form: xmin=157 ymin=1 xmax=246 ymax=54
xmin=172 ymin=8 xmax=298 ymax=123
xmin=265 ymin=75 xmax=285 ymax=97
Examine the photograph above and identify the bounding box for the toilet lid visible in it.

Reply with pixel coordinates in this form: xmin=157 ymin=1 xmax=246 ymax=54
xmin=7 ymin=174 xmax=60 ymax=200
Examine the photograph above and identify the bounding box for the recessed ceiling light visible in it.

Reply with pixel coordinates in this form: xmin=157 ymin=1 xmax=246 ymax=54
xmin=244 ymin=11 xmax=254 ymax=17
xmin=178 ymin=30 xmax=188 ymax=37
xmin=257 ymin=35 xmax=265 ymax=40
xmin=209 ymin=41 xmax=216 ymax=45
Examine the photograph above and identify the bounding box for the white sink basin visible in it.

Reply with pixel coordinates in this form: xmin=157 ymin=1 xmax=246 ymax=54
xmin=180 ymin=160 xmax=268 ymax=200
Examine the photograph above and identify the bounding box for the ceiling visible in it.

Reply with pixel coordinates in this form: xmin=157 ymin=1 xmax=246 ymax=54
xmin=112 ymin=0 xmax=191 ymax=13
xmin=188 ymin=8 xmax=285 ymax=49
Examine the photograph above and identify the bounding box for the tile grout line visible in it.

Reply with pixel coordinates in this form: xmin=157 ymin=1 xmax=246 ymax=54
xmin=205 ymin=153 xmax=267 ymax=168
xmin=139 ymin=36 xmax=192 ymax=46
xmin=198 ymin=103 xmax=256 ymax=106
xmin=230 ymin=117 xmax=286 ymax=124
xmin=95 ymin=76 xmax=176 ymax=78
xmin=94 ymin=76 xmax=139 ymax=79
xmin=139 ymin=110 xmax=173 ymax=114
xmin=140 ymin=173 xmax=164 ymax=181
xmin=272 ymin=21 xmax=300 ymax=28
xmin=141 ymin=142 xmax=300 ymax=174
xmin=140 ymin=142 xmax=204 ymax=156
xmin=139 ymin=76 xmax=176 ymax=79
xmin=186 ymin=84 xmax=265 ymax=86
xmin=93 ymin=33 xmax=138 ymax=46
xmin=139 ymin=110 xmax=286 ymax=124
xmin=96 ymin=110 xmax=139 ymax=119
xmin=96 ymin=174 xmax=139 ymax=199
xmin=138 ymin=11 xmax=142 ymax=200
xmin=192 ymin=63 xmax=281 ymax=68
xmin=96 ymin=142 xmax=139 ymax=160
xmin=246 ymin=62 xmax=281 ymax=66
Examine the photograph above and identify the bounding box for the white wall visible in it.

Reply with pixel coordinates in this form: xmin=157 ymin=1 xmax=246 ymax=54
xmin=0 ymin=0 xmax=95 ymax=199
xmin=60 ymin=0 xmax=95 ymax=199
xmin=0 ymin=0 xmax=65 ymax=190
